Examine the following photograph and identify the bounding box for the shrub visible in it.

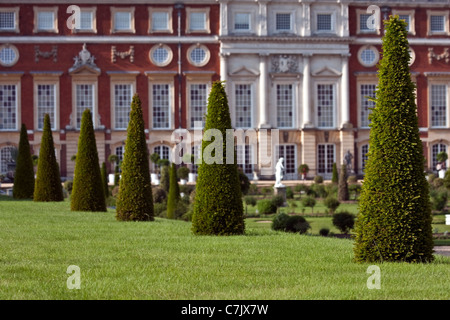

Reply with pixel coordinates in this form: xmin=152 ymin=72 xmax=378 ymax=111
xmin=319 ymin=228 xmax=330 ymax=237
xmin=116 ymin=94 xmax=154 ymax=221
xmin=64 ymin=180 xmax=73 ymax=195
xmin=101 ymin=162 xmax=109 ymax=198
xmin=33 ymin=114 xmax=64 ymax=202
xmin=428 ymin=173 xmax=437 ymax=183
xmin=301 ymin=196 xmax=316 ymax=213
xmin=111 ymin=186 xmax=119 ymax=197
xmin=314 ymin=175 xmax=323 ymax=184
xmin=13 ymin=124 xmax=35 ymax=199
xmin=71 ymin=109 xmax=106 ymax=212
xmin=285 ymin=215 xmax=310 ymax=234
xmin=167 ymin=163 xmax=180 ymax=219
xmin=331 ymin=163 xmax=338 ymax=184
xmin=324 ymin=196 xmax=340 ymax=214
xmin=310 ymin=183 xmax=327 ymax=198
xmin=160 ymin=164 xmax=170 ymax=193
xmin=347 ymin=175 xmax=358 ymax=184
xmin=154 ymin=202 xmax=167 ymax=218
xmin=261 ymin=186 xmax=273 ymax=198
xmin=430 ymin=189 xmax=448 ymax=212
xmin=257 ymin=199 xmax=277 ymax=215
xmin=338 ymin=164 xmax=349 ymax=202
xmin=432 ymin=178 xmax=444 ymax=189
xmin=349 ymin=184 xmax=362 ymax=200
xmin=286 ymin=187 xmax=294 ymax=199
xmin=354 ymin=16 xmax=434 ymax=263
xmin=177 ymin=166 xmax=190 ymax=180
xmin=333 ymin=211 xmax=355 ymax=234
xmin=191 ymin=81 xmax=244 ymax=235
xmin=244 ymin=196 xmax=257 ymax=207
xmin=152 ymin=187 xmax=167 ymax=204
xmin=294 ymin=184 xmax=308 ymax=197
xmin=238 ymin=169 xmax=251 ymax=195
xmin=271 ymin=195 xmax=285 ymax=208
xmin=271 ymin=212 xmax=290 ymax=231
xmin=325 ymin=184 xmax=338 ymax=198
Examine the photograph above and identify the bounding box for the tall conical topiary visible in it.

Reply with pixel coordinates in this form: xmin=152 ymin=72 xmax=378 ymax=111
xmin=34 ymin=114 xmax=64 ymax=202
xmin=71 ymin=109 xmax=106 ymax=212
xmin=354 ymin=16 xmax=434 ymax=263
xmin=167 ymin=162 xmax=180 ymax=219
xmin=13 ymin=124 xmax=35 ymax=199
xmin=116 ymin=93 xmax=154 ymax=221
xmin=101 ymin=162 xmax=109 ymax=198
xmin=192 ymin=81 xmax=245 ymax=235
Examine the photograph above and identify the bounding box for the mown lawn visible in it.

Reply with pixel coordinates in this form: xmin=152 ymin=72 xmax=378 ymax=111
xmin=0 ymin=197 xmax=449 ymax=300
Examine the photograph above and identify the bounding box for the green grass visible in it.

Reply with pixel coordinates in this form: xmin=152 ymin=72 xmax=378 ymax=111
xmin=0 ymin=197 xmax=449 ymax=300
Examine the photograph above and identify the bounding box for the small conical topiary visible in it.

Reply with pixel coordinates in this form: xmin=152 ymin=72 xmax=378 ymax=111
xmin=354 ymin=16 xmax=434 ymax=263
xmin=338 ymin=163 xmax=349 ymax=202
xmin=34 ymin=114 xmax=64 ymax=202
xmin=192 ymin=81 xmax=245 ymax=235
xmin=71 ymin=109 xmax=106 ymax=212
xmin=101 ymin=162 xmax=109 ymax=199
xmin=116 ymin=93 xmax=154 ymax=221
xmin=167 ymin=162 xmax=180 ymax=219
xmin=13 ymin=124 xmax=35 ymax=199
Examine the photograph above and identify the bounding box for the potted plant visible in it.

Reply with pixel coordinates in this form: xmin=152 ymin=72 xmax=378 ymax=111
xmin=298 ymin=164 xmax=309 ymax=180
xmin=177 ymin=166 xmax=190 ymax=185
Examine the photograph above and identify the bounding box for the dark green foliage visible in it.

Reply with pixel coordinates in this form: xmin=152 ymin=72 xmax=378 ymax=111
xmin=430 ymin=189 xmax=448 ymax=212
xmin=167 ymin=163 xmax=180 ymax=219
xmin=152 ymin=187 xmax=167 ymax=203
xmin=177 ymin=166 xmax=190 ymax=180
xmin=13 ymin=124 xmax=35 ymax=199
xmin=261 ymin=187 xmax=273 ymax=197
xmin=116 ymin=94 xmax=154 ymax=221
xmin=331 ymin=163 xmax=338 ymax=184
xmin=333 ymin=211 xmax=355 ymax=234
xmin=257 ymin=199 xmax=277 ymax=214
xmin=310 ymin=183 xmax=327 ymax=198
xmin=191 ymin=81 xmax=245 ymax=235
xmin=33 ymin=114 xmax=64 ymax=202
xmin=160 ymin=164 xmax=170 ymax=193
xmin=324 ymin=196 xmax=340 ymax=214
xmin=244 ymin=196 xmax=257 ymax=207
xmin=271 ymin=195 xmax=285 ymax=208
xmin=71 ymin=109 xmax=106 ymax=212
xmin=114 ymin=165 xmax=120 ymax=186
xmin=354 ymin=16 xmax=434 ymax=263
xmin=272 ymin=213 xmax=310 ymax=234
xmin=101 ymin=162 xmax=109 ymax=198
xmin=338 ymin=164 xmax=349 ymax=201
xmin=349 ymin=183 xmax=362 ymax=200
xmin=319 ymin=228 xmax=330 ymax=237
xmin=238 ymin=169 xmax=250 ymax=195
xmin=314 ymin=175 xmax=323 ymax=184
xmin=294 ymin=184 xmax=308 ymax=198
xmin=286 ymin=187 xmax=293 ymax=199
xmin=64 ymin=180 xmax=73 ymax=195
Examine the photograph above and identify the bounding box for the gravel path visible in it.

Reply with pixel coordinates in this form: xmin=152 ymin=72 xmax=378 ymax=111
xmin=434 ymin=246 xmax=450 ymax=257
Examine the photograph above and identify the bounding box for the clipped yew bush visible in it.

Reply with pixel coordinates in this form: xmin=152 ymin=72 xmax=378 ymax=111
xmin=116 ymin=93 xmax=154 ymax=221
xmin=33 ymin=114 xmax=64 ymax=202
xmin=13 ymin=124 xmax=35 ymax=199
xmin=71 ymin=109 xmax=106 ymax=212
xmin=167 ymin=163 xmax=180 ymax=219
xmin=338 ymin=163 xmax=349 ymax=201
xmin=191 ymin=81 xmax=245 ymax=235
xmin=354 ymin=16 xmax=434 ymax=263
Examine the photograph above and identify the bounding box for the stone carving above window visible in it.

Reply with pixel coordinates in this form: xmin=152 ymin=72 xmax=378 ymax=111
xmin=271 ymin=55 xmax=299 ymax=73
xmin=69 ymin=43 xmax=100 ymax=75
xmin=428 ymin=48 xmax=450 ymax=64
xmin=111 ymin=45 xmax=134 ymax=63
xmin=34 ymin=45 xmax=57 ymax=63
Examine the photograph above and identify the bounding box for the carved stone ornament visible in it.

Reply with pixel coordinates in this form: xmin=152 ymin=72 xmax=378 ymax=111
xmin=428 ymin=48 xmax=450 ymax=64
xmin=271 ymin=55 xmax=299 ymax=73
xmin=35 ymin=45 xmax=58 ymax=63
xmin=69 ymin=43 xmax=100 ymax=74
xmin=111 ymin=46 xmax=134 ymax=63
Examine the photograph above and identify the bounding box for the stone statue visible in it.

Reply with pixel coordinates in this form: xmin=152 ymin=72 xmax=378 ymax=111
xmin=344 ymin=150 xmax=353 ymax=172
xmin=275 ymin=157 xmax=285 ymax=187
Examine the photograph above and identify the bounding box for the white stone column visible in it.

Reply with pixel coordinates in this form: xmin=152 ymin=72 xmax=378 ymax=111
xmin=302 ymin=3 xmax=311 ymax=37
xmin=258 ymin=0 xmax=268 ymax=37
xmin=259 ymin=53 xmax=269 ymax=128
xmin=220 ymin=51 xmax=229 ymax=99
xmin=340 ymin=53 xmax=351 ymax=129
xmin=219 ymin=0 xmax=228 ymax=36
xmin=302 ymin=54 xmax=313 ymax=128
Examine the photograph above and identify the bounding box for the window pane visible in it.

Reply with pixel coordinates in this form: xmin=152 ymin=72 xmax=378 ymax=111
xmin=432 ymin=144 xmax=447 ymax=171
xmin=235 ymin=13 xmax=250 ymax=30
xmin=114 ymin=84 xmax=132 ymax=129
xmin=276 ymin=13 xmax=291 ymax=30
xmin=360 ymin=84 xmax=376 ymax=128
xmin=115 ymin=12 xmax=131 ymax=30
xmin=0 ymin=47 xmax=16 ymax=65
xmin=277 ymin=84 xmax=293 ymax=128
xmin=317 ymin=84 xmax=335 ymax=128
xmin=430 ymin=15 xmax=445 ymax=32
xmin=0 ymin=12 xmax=15 ymax=30
xmin=235 ymin=84 xmax=252 ymax=128
xmin=361 ymin=144 xmax=369 ymax=173
xmin=399 ymin=14 xmax=410 ymax=31
xmin=79 ymin=11 xmax=93 ymax=30
xmin=152 ymin=12 xmax=169 ymax=31
xmin=37 ymin=84 xmax=55 ymax=129
xmin=152 ymin=47 xmax=169 ymax=64
xmin=190 ymin=47 xmax=207 ymax=65
xmin=0 ymin=146 xmax=13 ymax=174
xmin=190 ymin=84 xmax=207 ymax=128
xmin=318 ymin=144 xmax=335 ymax=174
xmin=190 ymin=12 xmax=206 ymax=31
xmin=431 ymin=84 xmax=447 ymax=127
xmin=359 ymin=13 xmax=371 ymax=31
xmin=152 ymin=84 xmax=170 ymax=129
xmin=38 ymin=11 xmax=54 ymax=30
xmin=0 ymin=85 xmax=17 ymax=130
xmin=237 ymin=145 xmax=253 ymax=175
xmin=76 ymin=84 xmax=94 ymax=129
xmin=317 ymin=14 xmax=332 ymax=31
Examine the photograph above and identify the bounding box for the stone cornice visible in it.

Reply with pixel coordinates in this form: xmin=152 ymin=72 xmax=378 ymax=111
xmin=219 ymin=35 xmax=355 ymax=43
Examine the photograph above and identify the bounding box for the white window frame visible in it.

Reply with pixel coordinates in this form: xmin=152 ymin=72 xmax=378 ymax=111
xmin=186 ymin=7 xmax=210 ymax=34
xmin=274 ymin=11 xmax=293 ymax=33
xmin=317 ymin=143 xmax=336 ymax=176
xmin=0 ymin=78 xmax=20 ymax=131
xmin=233 ymin=12 xmax=252 ymax=33
xmin=34 ymin=80 xmax=59 ymax=131
xmin=33 ymin=6 xmax=58 ymax=33
xmin=111 ymin=7 xmax=135 ymax=34
xmin=392 ymin=9 xmax=415 ymax=35
xmin=0 ymin=44 xmax=19 ymax=67
xmin=110 ymin=74 xmax=136 ymax=131
xmin=72 ymin=7 xmax=97 ymax=33
xmin=274 ymin=82 xmax=296 ymax=129
xmin=427 ymin=10 xmax=450 ymax=36
xmin=188 ymin=82 xmax=211 ymax=130
xmin=358 ymin=80 xmax=377 ymax=129
xmin=233 ymin=82 xmax=254 ymax=129
xmin=315 ymin=82 xmax=337 ymax=129
xmin=0 ymin=7 xmax=19 ymax=33
xmin=360 ymin=143 xmax=369 ymax=175
xmin=148 ymin=7 xmax=173 ymax=34
xmin=315 ymin=11 xmax=335 ymax=33
xmin=429 ymin=82 xmax=449 ymax=129
xmin=149 ymin=44 xmax=173 ymax=67
xmin=356 ymin=9 xmax=378 ymax=35
xmin=72 ymin=81 xmax=98 ymax=130
xmin=149 ymin=81 xmax=174 ymax=130
xmin=187 ymin=44 xmax=211 ymax=67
